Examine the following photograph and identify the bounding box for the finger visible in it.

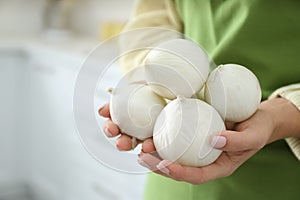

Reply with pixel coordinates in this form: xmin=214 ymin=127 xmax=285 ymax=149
xmin=116 ymin=134 xmax=140 ymax=151
xmin=137 ymin=152 xmax=170 ymax=178
xmin=142 ymin=138 xmax=156 ymax=153
xmin=138 ymin=152 xmax=162 ymax=172
xmin=211 ymin=130 xmax=263 ymax=152
xmin=103 ymin=119 xmax=120 ymax=137
xmin=98 ymin=103 xmax=110 ymax=118
xmin=156 ymin=154 xmax=236 ymax=185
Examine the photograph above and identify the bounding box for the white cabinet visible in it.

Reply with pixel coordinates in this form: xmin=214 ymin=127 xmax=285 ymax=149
xmin=19 ymin=46 xmax=147 ymax=200
xmin=24 ymin=54 xmax=78 ymax=199
xmin=0 ymin=39 xmax=147 ymax=200
xmin=0 ymin=50 xmax=28 ymax=181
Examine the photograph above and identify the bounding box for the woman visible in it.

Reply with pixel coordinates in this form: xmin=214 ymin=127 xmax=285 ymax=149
xmin=99 ymin=0 xmax=300 ymax=199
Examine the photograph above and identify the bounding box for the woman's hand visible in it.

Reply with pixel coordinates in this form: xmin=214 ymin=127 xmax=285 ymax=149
xmin=99 ymin=97 xmax=300 ymax=184
xmin=137 ymin=97 xmax=300 ymax=184
xmin=98 ymin=103 xmax=137 ymax=150
xmin=98 ymin=103 xmax=154 ymax=151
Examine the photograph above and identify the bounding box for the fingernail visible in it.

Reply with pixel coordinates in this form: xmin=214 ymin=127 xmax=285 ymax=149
xmin=137 ymin=159 xmax=150 ymax=168
xmin=211 ymin=136 xmax=227 ymax=148
xmin=156 ymin=160 xmax=170 ymax=175
xmin=131 ymin=137 xmax=137 ymax=149
xmin=104 ymin=127 xmax=113 ymax=137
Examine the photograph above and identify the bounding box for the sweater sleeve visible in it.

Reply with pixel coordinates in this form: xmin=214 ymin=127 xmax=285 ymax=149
xmin=268 ymin=83 xmax=300 ymax=161
xmin=118 ymin=0 xmax=183 ymax=74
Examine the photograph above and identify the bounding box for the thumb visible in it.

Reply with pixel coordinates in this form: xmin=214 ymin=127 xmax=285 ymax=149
xmin=211 ymin=130 xmax=260 ymax=152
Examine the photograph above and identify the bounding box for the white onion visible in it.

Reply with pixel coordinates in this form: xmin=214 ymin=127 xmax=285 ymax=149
xmin=144 ymin=39 xmax=210 ymax=99
xmin=110 ymin=84 xmax=166 ymax=140
xmin=153 ymin=97 xmax=225 ymax=167
xmin=205 ymin=64 xmax=262 ymax=122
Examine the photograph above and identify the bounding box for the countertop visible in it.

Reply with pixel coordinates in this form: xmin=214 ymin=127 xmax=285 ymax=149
xmin=0 ymin=32 xmax=118 ymax=70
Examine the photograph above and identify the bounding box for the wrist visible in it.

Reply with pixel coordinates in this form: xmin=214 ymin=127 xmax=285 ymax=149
xmin=260 ymin=97 xmax=300 ymax=143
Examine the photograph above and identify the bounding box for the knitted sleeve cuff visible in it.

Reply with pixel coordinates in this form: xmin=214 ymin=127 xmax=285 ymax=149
xmin=118 ymin=0 xmax=183 ymax=74
xmin=269 ymin=83 xmax=300 ymax=161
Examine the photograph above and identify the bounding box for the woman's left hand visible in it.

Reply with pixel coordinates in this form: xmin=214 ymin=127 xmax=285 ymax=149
xmin=138 ymin=97 xmax=300 ymax=184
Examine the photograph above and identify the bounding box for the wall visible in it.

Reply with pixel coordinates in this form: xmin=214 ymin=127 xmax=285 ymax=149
xmin=0 ymin=0 xmax=135 ymax=38
xmin=0 ymin=0 xmax=48 ymax=36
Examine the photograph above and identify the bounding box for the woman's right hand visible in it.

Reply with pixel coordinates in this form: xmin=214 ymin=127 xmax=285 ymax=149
xmin=98 ymin=103 xmax=156 ymax=152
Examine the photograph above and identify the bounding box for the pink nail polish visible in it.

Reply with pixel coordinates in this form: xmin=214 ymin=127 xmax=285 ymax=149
xmin=137 ymin=159 xmax=150 ymax=168
xmin=211 ymin=136 xmax=227 ymax=148
xmin=156 ymin=160 xmax=170 ymax=175
xmin=104 ymin=127 xmax=113 ymax=137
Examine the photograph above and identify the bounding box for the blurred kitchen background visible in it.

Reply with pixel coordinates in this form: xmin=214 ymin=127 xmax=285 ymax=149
xmin=0 ymin=0 xmax=149 ymax=200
